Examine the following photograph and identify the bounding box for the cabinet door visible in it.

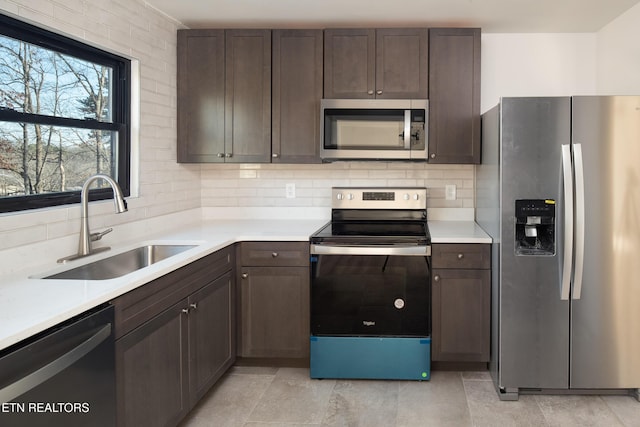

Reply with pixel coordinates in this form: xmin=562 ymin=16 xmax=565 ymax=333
xmin=116 ymin=301 xmax=189 ymax=427
xmin=225 ymin=30 xmax=271 ymax=163
xmin=240 ymin=266 xmax=310 ymax=358
xmin=177 ymin=29 xmax=225 ymax=163
xmin=272 ymin=29 xmax=323 ymax=163
xmin=324 ymin=29 xmax=375 ymax=99
xmin=431 ymin=268 xmax=490 ymax=362
xmin=428 ymin=28 xmax=481 ymax=164
xmin=375 ymin=28 xmax=428 ymax=99
xmin=188 ymin=272 xmax=236 ymax=405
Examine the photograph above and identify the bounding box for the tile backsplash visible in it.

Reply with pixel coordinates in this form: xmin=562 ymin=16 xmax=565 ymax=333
xmin=201 ymin=162 xmax=474 ymax=209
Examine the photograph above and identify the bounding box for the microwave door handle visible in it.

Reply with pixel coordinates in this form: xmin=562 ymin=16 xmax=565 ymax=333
xmin=403 ymin=109 xmax=411 ymax=149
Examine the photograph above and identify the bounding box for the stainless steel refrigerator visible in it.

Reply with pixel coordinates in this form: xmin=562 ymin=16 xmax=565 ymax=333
xmin=476 ymin=96 xmax=640 ymax=401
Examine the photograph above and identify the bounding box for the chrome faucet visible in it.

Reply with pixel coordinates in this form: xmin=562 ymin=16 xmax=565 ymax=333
xmin=58 ymin=174 xmax=128 ymax=263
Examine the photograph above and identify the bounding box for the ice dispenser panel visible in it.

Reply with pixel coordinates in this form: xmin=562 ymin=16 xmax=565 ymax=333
xmin=515 ymin=199 xmax=555 ymax=256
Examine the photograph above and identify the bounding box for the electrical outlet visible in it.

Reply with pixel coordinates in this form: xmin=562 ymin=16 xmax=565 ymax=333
xmin=286 ymin=183 xmax=296 ymax=199
xmin=445 ymin=184 xmax=457 ymax=201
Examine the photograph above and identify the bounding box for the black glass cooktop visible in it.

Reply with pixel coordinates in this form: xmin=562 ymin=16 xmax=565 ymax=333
xmin=310 ymin=220 xmax=430 ymax=245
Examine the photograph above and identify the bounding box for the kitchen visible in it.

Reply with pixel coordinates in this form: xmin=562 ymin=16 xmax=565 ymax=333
xmin=1 ymin=0 xmax=640 ymax=426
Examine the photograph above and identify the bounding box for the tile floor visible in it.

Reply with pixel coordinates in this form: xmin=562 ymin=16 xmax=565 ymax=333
xmin=180 ymin=366 xmax=640 ymax=427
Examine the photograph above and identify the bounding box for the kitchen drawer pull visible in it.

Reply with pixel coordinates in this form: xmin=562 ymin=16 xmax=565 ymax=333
xmin=457 ymin=253 xmax=464 ymax=260
xmin=376 ymin=90 xmax=383 ymax=95
xmin=189 ymin=303 xmax=198 ymax=311
xmin=271 ymin=252 xmax=279 ymax=258
xmin=182 ymin=308 xmax=190 ymax=314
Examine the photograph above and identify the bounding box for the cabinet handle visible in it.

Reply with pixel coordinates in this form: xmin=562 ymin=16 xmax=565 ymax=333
xmin=376 ymin=90 xmax=383 ymax=95
xmin=457 ymin=253 xmax=464 ymax=260
xmin=189 ymin=303 xmax=198 ymax=311
xmin=225 ymin=153 xmax=233 ymax=158
xmin=241 ymin=273 xmax=248 ymax=279
xmin=272 ymin=252 xmax=279 ymax=258
xmin=181 ymin=308 xmax=190 ymax=314
xmin=430 ymin=153 xmax=436 ymax=159
xmin=434 ymin=275 xmax=440 ymax=282
xmin=367 ymin=90 xmax=374 ymax=95
xmin=272 ymin=153 xmax=279 ymax=158
xmin=217 ymin=153 xmax=225 ymax=158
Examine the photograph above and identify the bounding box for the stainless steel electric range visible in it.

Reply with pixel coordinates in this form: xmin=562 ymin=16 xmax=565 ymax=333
xmin=309 ymin=187 xmax=431 ymax=380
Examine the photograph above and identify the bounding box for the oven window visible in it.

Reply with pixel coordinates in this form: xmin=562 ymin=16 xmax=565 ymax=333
xmin=323 ymin=109 xmax=406 ymax=150
xmin=311 ymin=254 xmax=430 ymax=337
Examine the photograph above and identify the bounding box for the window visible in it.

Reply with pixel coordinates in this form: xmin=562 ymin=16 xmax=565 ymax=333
xmin=0 ymin=13 xmax=131 ymax=213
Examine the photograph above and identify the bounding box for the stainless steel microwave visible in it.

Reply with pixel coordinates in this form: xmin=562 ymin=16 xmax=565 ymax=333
xmin=320 ymin=99 xmax=428 ymax=161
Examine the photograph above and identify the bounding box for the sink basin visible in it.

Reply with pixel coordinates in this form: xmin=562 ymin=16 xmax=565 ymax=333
xmin=44 ymin=244 xmax=197 ymax=280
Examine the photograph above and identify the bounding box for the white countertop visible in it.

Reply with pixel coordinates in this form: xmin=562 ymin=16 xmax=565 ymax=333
xmin=0 ymin=217 xmax=490 ymax=352
xmin=428 ymin=220 xmax=492 ymax=244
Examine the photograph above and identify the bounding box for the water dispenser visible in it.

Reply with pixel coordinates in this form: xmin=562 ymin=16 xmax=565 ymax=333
xmin=515 ymin=199 xmax=555 ymax=256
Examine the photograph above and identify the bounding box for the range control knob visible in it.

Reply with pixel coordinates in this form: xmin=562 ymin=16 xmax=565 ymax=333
xmin=347 ymin=193 xmax=354 ymax=200
xmin=394 ymin=298 xmax=405 ymax=309
xmin=414 ymin=194 xmax=420 ymax=200
xmin=403 ymin=194 xmax=410 ymax=201
xmin=336 ymin=193 xmax=344 ymax=200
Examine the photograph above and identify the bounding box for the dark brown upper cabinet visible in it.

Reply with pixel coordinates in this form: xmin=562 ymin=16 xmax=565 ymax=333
xmin=272 ymin=30 xmax=323 ymax=163
xmin=225 ymin=30 xmax=272 ymax=163
xmin=428 ymin=28 xmax=481 ymax=164
xmin=323 ymin=28 xmax=428 ymax=99
xmin=177 ymin=29 xmax=225 ymax=163
xmin=177 ymin=29 xmax=271 ymax=163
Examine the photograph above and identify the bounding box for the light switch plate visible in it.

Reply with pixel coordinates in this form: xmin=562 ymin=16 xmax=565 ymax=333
xmin=286 ymin=183 xmax=296 ymax=199
xmin=445 ymin=184 xmax=457 ymax=201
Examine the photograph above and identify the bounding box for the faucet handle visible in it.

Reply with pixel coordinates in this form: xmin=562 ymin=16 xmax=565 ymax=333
xmin=91 ymin=228 xmax=113 ymax=242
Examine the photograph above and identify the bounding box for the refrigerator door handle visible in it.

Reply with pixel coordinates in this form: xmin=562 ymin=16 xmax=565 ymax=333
xmin=560 ymin=144 xmax=573 ymax=300
xmin=572 ymin=143 xmax=585 ymax=299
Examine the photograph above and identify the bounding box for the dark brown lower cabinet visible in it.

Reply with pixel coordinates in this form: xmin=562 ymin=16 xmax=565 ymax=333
xmin=188 ymin=274 xmax=235 ymax=403
xmin=116 ymin=300 xmax=189 ymax=427
xmin=431 ymin=243 xmax=490 ymax=364
xmin=432 ymin=268 xmax=490 ymax=362
xmin=237 ymin=242 xmax=310 ymax=359
xmin=113 ymin=248 xmax=235 ymax=427
xmin=239 ymin=266 xmax=310 ymax=358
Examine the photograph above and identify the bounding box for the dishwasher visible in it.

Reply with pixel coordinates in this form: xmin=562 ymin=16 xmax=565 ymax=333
xmin=0 ymin=304 xmax=115 ymax=427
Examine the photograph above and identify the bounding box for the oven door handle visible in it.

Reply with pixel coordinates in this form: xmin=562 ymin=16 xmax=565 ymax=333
xmin=310 ymin=244 xmax=431 ymax=256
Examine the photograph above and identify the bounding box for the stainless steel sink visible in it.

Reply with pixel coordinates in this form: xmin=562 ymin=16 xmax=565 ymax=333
xmin=44 ymin=244 xmax=196 ymax=280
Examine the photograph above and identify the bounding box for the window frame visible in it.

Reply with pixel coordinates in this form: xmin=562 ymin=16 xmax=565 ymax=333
xmin=0 ymin=13 xmax=131 ymax=214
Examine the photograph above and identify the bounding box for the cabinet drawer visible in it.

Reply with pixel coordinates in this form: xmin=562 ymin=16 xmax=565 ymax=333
xmin=240 ymin=242 xmax=309 ymax=267
xmin=432 ymin=244 xmax=490 ymax=269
